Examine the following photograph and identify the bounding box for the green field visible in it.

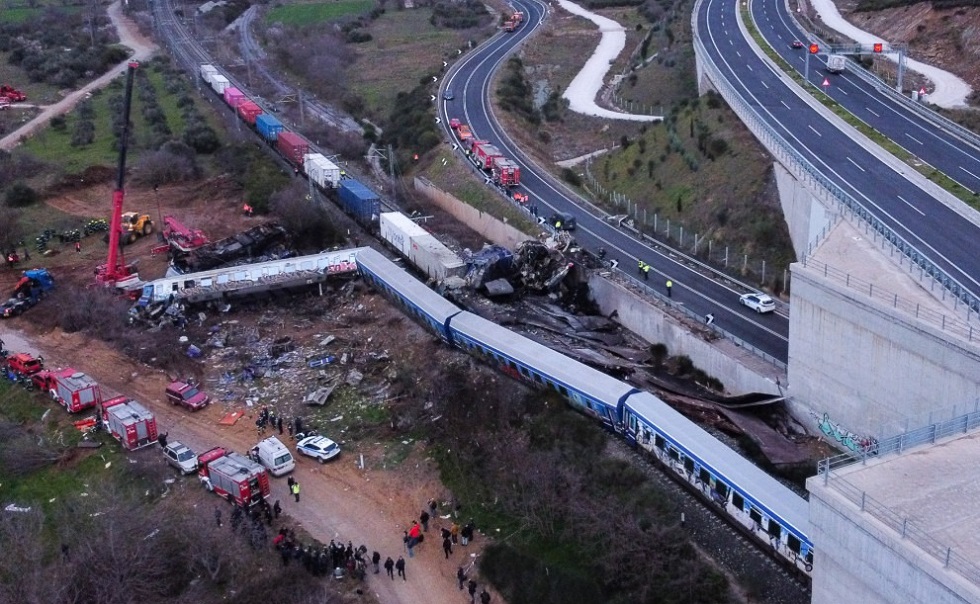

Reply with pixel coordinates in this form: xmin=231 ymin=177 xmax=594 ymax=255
xmin=0 ymin=5 xmax=81 ymax=23
xmin=266 ymin=0 xmax=375 ymax=25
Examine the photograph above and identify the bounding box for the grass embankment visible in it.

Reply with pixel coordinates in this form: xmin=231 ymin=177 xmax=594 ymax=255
xmin=266 ymin=0 xmax=375 ymax=25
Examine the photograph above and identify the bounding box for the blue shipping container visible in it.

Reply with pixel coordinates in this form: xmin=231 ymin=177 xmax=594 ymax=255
xmin=256 ymin=114 xmax=284 ymax=142
xmin=339 ymin=179 xmax=381 ymax=224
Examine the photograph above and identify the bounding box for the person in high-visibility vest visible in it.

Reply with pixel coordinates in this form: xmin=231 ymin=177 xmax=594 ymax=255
xmin=642 ymin=263 xmax=650 ymax=280
xmin=666 ymin=279 xmax=673 ymax=297
xmin=638 ymin=260 xmax=645 ymax=275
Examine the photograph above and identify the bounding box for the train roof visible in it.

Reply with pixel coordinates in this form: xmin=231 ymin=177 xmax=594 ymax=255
xmin=354 ymin=247 xmax=462 ymax=324
xmin=449 ymin=311 xmax=635 ymax=410
xmin=625 ymin=391 xmax=811 ymax=541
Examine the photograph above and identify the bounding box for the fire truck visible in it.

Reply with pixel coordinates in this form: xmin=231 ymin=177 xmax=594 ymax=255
xmin=32 ymin=368 xmax=102 ymax=413
xmin=100 ymin=396 xmax=158 ymax=450
xmin=198 ymin=447 xmax=271 ymax=507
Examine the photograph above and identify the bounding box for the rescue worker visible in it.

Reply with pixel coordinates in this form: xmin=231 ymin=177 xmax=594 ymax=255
xmin=637 ymin=259 xmax=644 ymax=275
xmin=666 ymin=279 xmax=673 ymax=298
xmin=554 ymin=218 xmax=562 ymax=230
xmin=642 ymin=263 xmax=650 ymax=281
xmin=291 ymin=481 xmax=300 ymax=502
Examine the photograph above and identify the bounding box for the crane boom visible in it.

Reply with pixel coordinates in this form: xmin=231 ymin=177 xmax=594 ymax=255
xmin=99 ymin=60 xmax=140 ymax=286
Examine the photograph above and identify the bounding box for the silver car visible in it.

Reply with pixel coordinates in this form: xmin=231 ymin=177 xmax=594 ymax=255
xmin=163 ymin=441 xmax=199 ymax=474
xmin=739 ymin=293 xmax=776 ymax=314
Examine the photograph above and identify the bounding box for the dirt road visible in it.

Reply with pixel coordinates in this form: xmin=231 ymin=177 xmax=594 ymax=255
xmin=0 ymin=319 xmax=495 ymax=604
xmin=0 ymin=1 xmax=158 ymax=151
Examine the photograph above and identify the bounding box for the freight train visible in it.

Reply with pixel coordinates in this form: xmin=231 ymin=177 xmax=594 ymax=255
xmin=199 ymin=64 xmax=382 ymax=227
xmin=354 ymin=246 xmax=815 ymax=577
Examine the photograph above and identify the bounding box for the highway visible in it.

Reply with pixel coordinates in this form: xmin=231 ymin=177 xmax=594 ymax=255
xmin=440 ymin=0 xmax=792 ymax=364
xmin=752 ymin=0 xmax=980 ymax=203
xmin=694 ymin=0 xmax=980 ymax=307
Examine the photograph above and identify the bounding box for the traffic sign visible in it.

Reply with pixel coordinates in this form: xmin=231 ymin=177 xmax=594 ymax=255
xmin=873 ymin=42 xmax=883 ymax=53
xmin=822 ymin=78 xmax=830 ymax=88
xmin=919 ymin=87 xmax=926 ymax=95
xmin=809 ymin=43 xmax=819 ymax=54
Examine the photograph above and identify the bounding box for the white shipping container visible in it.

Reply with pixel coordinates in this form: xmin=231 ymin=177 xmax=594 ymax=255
xmin=210 ymin=75 xmax=230 ymax=95
xmin=303 ymin=153 xmax=342 ymax=189
xmin=200 ymin=64 xmax=218 ymax=81
xmin=408 ymin=233 xmax=465 ymax=281
xmin=380 ymin=212 xmax=428 ymax=258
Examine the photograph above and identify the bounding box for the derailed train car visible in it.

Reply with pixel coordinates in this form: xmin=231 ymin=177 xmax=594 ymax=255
xmin=353 ymin=246 xmax=815 ymax=578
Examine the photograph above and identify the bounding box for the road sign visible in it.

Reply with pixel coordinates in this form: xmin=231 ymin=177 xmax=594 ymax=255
xmin=435 ymin=117 xmax=441 ymax=124
xmin=873 ymin=42 xmax=883 ymax=53
xmin=452 ymin=143 xmax=459 ymax=151
xmin=919 ymin=87 xmax=926 ymax=95
xmin=809 ymin=43 xmax=819 ymax=54
xmin=430 ymin=95 xmax=436 ymax=101
xmin=822 ymin=78 xmax=830 ymax=88
xmin=432 ymin=76 xmax=438 ymax=83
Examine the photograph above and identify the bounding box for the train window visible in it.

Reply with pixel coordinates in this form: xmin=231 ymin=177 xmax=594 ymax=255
xmin=520 ymin=367 xmax=530 ymax=378
xmin=683 ymin=458 xmax=694 ymax=474
xmin=667 ymin=448 xmax=679 ymax=461
xmin=787 ymin=534 xmax=801 ymax=554
xmin=628 ymin=415 xmax=637 ymax=431
xmin=749 ymin=508 xmax=762 ymax=525
xmin=732 ymin=492 xmax=744 ymax=510
xmin=533 ymin=373 xmax=543 ymax=383
xmin=699 ymin=468 xmax=711 ymax=484
xmin=654 ymin=435 xmax=665 ymax=450
xmin=508 ymin=361 xmax=518 ymax=371
xmin=769 ymin=522 xmax=781 ymax=540
xmin=715 ymin=483 xmax=728 ymax=499
xmin=558 ymin=385 xmax=568 ymax=397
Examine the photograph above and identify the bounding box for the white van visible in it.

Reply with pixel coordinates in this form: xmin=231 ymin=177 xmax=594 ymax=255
xmin=250 ymin=436 xmax=295 ymax=477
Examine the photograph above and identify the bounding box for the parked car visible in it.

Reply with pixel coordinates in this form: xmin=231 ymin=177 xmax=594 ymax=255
xmin=739 ymin=293 xmax=776 ymax=314
xmin=164 ymin=441 xmax=199 ymax=474
xmin=165 ymin=381 xmax=210 ymax=410
xmin=296 ymin=435 xmax=341 ymax=463
xmin=0 ymin=297 xmax=30 ymax=318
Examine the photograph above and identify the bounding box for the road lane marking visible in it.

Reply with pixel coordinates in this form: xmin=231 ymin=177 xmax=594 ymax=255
xmin=897 ymin=195 xmax=925 ymax=216
xmin=846 ymin=157 xmax=866 ymax=172
xmin=960 ymin=165 xmax=980 ymax=182
xmin=780 ymin=100 xmax=790 ymax=109
xmin=904 ymin=133 xmax=923 ymax=145
xmin=808 ymin=125 xmax=821 ymax=136
xmin=866 ymin=107 xmax=880 ymax=117
xmin=761 ymin=81 xmax=769 ymax=89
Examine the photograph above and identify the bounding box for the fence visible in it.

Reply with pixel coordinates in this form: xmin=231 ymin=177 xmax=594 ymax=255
xmin=817 ymin=399 xmax=980 ymax=587
xmin=800 ymin=257 xmax=980 ymax=343
xmin=582 ymin=159 xmax=792 ymax=292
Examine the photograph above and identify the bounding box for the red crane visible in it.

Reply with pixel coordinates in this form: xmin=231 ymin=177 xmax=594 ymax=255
xmin=96 ymin=61 xmax=140 ymax=288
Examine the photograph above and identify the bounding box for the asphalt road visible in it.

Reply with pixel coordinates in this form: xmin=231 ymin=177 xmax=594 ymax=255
xmin=753 ymin=0 xmax=980 ymax=201
xmin=441 ymin=0 xmax=791 ymax=364
xmin=696 ymin=0 xmax=980 ymax=306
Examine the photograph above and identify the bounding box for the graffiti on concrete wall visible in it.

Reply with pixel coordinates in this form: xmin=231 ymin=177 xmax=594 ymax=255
xmin=812 ymin=412 xmax=879 ymax=455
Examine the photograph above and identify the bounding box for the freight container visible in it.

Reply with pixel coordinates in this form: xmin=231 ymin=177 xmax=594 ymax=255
xmin=473 ymin=142 xmax=503 ymax=170
xmin=200 ymin=64 xmax=218 ymax=81
xmin=338 ymin=179 xmax=381 ymax=224
xmin=223 ymin=86 xmax=246 ymax=108
xmin=304 ymin=153 xmax=341 ymax=189
xmin=100 ymin=396 xmax=158 ymax=451
xmin=210 ymin=75 xmax=230 ymax=95
xmin=237 ymin=100 xmax=263 ymax=125
xmin=493 ymin=158 xmax=521 ymax=187
xmin=380 ymin=212 xmax=428 ymax=258
xmin=276 ymin=131 xmax=309 ymax=168
xmin=256 ymin=114 xmax=284 ymax=142
xmin=407 ymin=233 xmax=465 ymax=281
xmin=31 ymin=367 xmax=102 ymax=413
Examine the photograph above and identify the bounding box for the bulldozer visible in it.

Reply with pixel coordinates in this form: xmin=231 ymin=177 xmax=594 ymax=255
xmin=121 ymin=212 xmax=153 ymax=244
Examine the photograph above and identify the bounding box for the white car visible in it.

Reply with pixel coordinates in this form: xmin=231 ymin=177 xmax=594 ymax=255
xmin=296 ymin=435 xmax=341 ymax=464
xmin=739 ymin=293 xmax=776 ymax=314
xmin=163 ymin=441 xmax=199 ymax=474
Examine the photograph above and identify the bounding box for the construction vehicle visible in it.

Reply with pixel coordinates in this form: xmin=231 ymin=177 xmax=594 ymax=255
xmin=95 ymin=61 xmax=142 ymax=291
xmin=120 ymin=212 xmax=154 ymax=244
xmin=198 ymin=446 xmax=271 ymax=507
xmin=158 ymin=216 xmax=209 ymax=254
xmin=0 ymin=84 xmax=26 ymax=102
xmin=99 ymin=396 xmax=158 ymax=450
xmin=31 ymin=368 xmax=102 ymax=413
xmin=1 ymin=269 xmax=54 ymax=318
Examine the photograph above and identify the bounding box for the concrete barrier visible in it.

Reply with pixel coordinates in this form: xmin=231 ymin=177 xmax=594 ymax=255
xmin=413 ymin=177 xmax=531 ymax=250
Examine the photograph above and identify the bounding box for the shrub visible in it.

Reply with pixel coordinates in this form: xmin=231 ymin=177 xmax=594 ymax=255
xmin=561 ymin=168 xmax=582 ymax=187
xmin=4 ymin=182 xmax=38 ymax=208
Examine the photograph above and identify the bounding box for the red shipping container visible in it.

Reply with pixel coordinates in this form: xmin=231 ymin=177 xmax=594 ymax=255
xmin=223 ymin=86 xmax=245 ymax=108
xmin=237 ymin=100 xmax=263 ymax=125
xmin=277 ymin=131 xmax=309 ymax=167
